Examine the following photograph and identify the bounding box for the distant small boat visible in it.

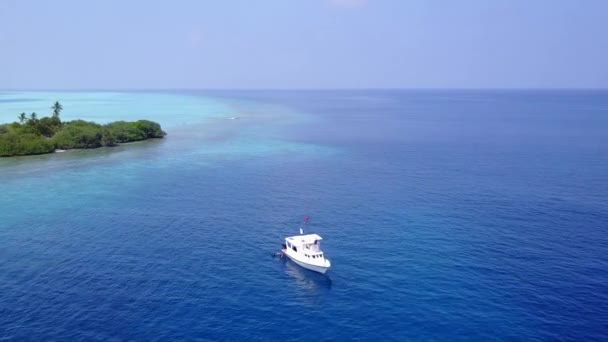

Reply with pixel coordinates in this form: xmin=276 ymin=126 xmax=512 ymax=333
xmin=281 ymin=230 xmax=331 ymax=274
xmin=228 ymin=116 xmax=238 ymax=120
xmin=55 ymin=149 xmax=66 ymax=153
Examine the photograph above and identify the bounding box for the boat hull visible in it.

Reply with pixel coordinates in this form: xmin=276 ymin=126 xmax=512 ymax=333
xmin=286 ymin=255 xmax=330 ymax=274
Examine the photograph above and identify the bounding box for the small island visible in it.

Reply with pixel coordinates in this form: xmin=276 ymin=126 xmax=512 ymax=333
xmin=0 ymin=102 xmax=166 ymax=157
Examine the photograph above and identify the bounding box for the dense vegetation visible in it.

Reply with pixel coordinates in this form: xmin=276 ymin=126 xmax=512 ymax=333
xmin=0 ymin=102 xmax=166 ymax=157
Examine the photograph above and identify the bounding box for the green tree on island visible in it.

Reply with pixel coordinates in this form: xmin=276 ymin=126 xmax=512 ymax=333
xmin=18 ymin=113 xmax=27 ymax=124
xmin=49 ymin=101 xmax=63 ymax=129
xmin=51 ymin=101 xmax=63 ymax=118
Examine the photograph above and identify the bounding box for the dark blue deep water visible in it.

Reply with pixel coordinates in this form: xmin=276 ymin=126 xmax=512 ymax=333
xmin=1 ymin=90 xmax=607 ymax=340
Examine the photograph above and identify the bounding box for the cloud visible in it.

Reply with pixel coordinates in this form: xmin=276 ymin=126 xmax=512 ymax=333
xmin=327 ymin=0 xmax=368 ymax=8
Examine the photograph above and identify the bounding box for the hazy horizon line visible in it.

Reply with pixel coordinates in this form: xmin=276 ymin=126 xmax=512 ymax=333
xmin=1 ymin=87 xmax=607 ymax=92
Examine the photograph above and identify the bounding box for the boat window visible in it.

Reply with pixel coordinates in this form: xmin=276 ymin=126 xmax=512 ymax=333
xmin=292 ymin=246 xmax=297 ymax=252
xmin=319 ymin=254 xmax=323 ymax=258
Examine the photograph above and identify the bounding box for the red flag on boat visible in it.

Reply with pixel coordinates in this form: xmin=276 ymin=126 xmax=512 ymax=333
xmin=304 ymin=216 xmax=309 ymax=224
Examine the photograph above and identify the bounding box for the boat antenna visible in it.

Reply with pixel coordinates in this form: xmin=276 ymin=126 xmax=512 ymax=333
xmin=300 ymin=216 xmax=309 ymax=235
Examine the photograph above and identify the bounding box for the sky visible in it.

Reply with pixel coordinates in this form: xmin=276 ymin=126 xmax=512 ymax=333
xmin=0 ymin=0 xmax=607 ymax=89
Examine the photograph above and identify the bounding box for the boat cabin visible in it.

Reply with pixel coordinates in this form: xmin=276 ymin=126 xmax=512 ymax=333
xmin=284 ymin=233 xmax=325 ymax=260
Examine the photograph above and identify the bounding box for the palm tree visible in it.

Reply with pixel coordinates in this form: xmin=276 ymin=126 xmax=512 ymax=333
xmin=51 ymin=101 xmax=63 ymax=118
xmin=18 ymin=112 xmax=26 ymax=124
xmin=30 ymin=112 xmax=38 ymax=122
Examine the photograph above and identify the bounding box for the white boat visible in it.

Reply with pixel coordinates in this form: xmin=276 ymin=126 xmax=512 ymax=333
xmin=282 ymin=232 xmax=331 ymax=274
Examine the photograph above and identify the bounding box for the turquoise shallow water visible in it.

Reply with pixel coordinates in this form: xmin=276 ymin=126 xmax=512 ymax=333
xmin=1 ymin=90 xmax=608 ymax=340
xmin=0 ymin=91 xmax=231 ymax=127
xmin=0 ymin=91 xmax=331 ymax=178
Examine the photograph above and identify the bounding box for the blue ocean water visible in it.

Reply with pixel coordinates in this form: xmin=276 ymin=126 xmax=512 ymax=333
xmin=1 ymin=90 xmax=607 ymax=340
